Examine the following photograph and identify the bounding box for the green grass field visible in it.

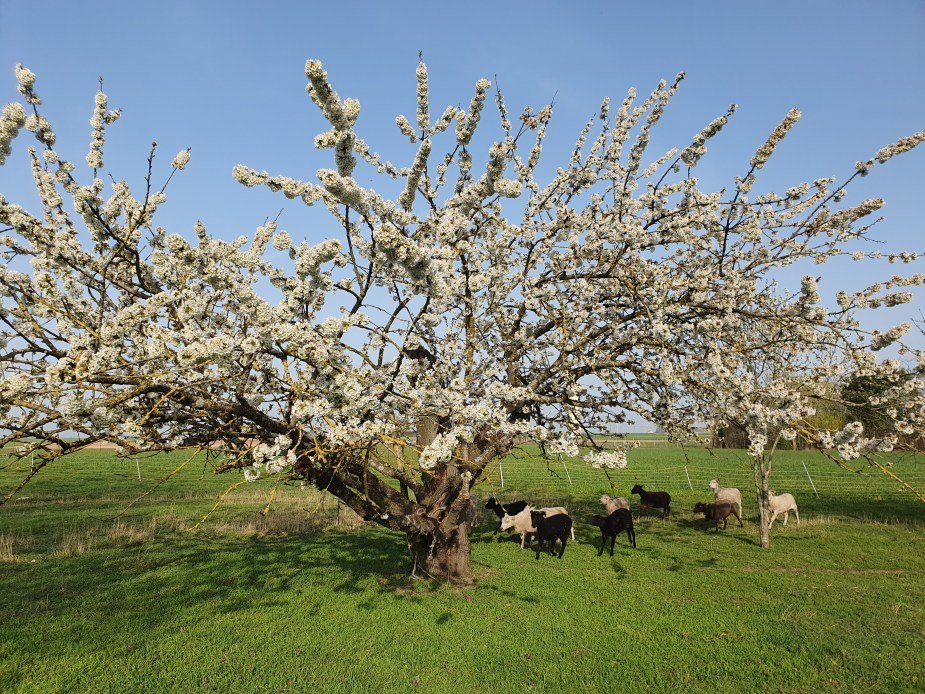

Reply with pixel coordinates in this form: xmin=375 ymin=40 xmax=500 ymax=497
xmin=1 ymin=446 xmax=924 ymax=693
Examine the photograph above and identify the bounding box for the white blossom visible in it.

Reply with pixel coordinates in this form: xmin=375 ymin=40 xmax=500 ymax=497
xmin=171 ymin=148 xmax=191 ymax=170
xmin=584 ymin=449 xmax=628 ymax=469
xmin=0 ymin=102 xmax=26 ymax=165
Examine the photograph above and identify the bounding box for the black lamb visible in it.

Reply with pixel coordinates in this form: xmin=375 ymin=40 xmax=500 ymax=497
xmin=693 ymin=500 xmax=743 ymax=530
xmin=590 ymin=508 xmax=636 ymax=556
xmin=630 ymin=484 xmax=672 ymax=519
xmin=529 ymin=510 xmax=572 ymax=560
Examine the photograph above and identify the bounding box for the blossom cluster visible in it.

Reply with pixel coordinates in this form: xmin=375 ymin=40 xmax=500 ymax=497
xmin=584 ymin=450 xmax=628 ymax=470
xmin=0 ymin=101 xmax=26 ymax=165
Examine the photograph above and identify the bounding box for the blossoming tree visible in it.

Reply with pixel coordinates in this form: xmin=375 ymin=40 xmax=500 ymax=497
xmin=1 ymin=60 xmax=923 ymax=579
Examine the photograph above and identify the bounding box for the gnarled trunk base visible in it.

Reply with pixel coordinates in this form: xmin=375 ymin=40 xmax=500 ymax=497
xmin=408 ymin=521 xmax=473 ymax=584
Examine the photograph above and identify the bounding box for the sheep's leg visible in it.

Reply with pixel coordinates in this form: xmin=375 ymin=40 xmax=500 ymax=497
xmin=571 ymin=526 xmax=575 ymax=541
xmin=768 ymin=511 xmax=778 ymax=529
xmin=794 ymin=507 xmax=800 ymax=526
xmin=737 ymin=501 xmax=743 ymax=518
xmin=598 ymin=533 xmax=606 ymax=557
xmin=610 ymin=534 xmax=616 ymax=557
xmin=732 ymin=508 xmax=743 ymax=527
xmin=558 ymin=536 xmax=567 ymax=559
xmin=783 ymin=512 xmax=788 ymax=526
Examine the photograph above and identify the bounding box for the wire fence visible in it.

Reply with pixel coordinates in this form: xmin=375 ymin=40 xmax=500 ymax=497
xmin=477 ymin=454 xmax=925 ymax=502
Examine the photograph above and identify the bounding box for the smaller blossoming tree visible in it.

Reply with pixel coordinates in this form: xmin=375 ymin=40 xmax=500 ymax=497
xmin=1 ymin=60 xmax=923 ymax=576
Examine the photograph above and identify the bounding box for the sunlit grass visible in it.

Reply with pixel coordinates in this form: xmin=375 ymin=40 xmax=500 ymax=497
xmin=1 ymin=447 xmax=923 ymax=692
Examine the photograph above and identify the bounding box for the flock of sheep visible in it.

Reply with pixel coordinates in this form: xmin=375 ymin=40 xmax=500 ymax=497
xmin=484 ymin=479 xmax=801 ymax=559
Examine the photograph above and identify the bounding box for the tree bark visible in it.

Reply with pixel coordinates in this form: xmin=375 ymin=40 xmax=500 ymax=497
xmin=411 ymin=421 xmax=477 ymax=583
xmin=407 ymin=520 xmax=473 ymax=584
xmin=752 ymin=457 xmax=771 ymax=549
xmin=416 ymin=415 xmax=438 ymax=450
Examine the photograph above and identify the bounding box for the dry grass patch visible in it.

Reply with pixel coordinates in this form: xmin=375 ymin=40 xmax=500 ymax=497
xmin=55 ymin=530 xmax=95 ymax=558
xmin=43 ymin=507 xmax=366 ymax=558
xmin=774 ymin=514 xmax=925 ymax=529
xmin=106 ymin=517 xmax=171 ymax=544
xmin=0 ymin=532 xmax=19 ymax=562
xmin=55 ymin=517 xmax=178 ymax=554
xmin=206 ymin=506 xmax=365 ymax=538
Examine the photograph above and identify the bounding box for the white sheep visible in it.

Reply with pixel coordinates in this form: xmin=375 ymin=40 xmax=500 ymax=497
xmin=767 ymin=491 xmax=800 ymax=528
xmin=709 ymin=479 xmax=743 ymax=518
xmin=500 ymin=506 xmax=573 ymax=548
xmin=600 ymin=494 xmax=631 ymax=513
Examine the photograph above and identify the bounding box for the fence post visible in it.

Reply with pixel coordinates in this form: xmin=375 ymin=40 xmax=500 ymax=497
xmin=684 ymin=465 xmax=694 ymax=490
xmin=802 ymin=460 xmax=819 ymax=497
xmin=499 ymin=462 xmax=505 ymax=489
xmin=136 ymin=456 xmax=141 ymax=481
xmin=560 ymin=454 xmax=573 ymax=486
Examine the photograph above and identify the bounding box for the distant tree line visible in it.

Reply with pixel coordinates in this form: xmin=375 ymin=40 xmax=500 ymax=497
xmin=713 ymin=367 xmax=925 ymax=451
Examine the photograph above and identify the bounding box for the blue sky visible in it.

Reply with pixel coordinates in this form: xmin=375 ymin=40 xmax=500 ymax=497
xmin=1 ymin=0 xmax=923 ymax=352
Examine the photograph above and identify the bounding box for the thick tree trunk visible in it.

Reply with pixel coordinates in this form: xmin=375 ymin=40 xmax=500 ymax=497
xmin=407 ymin=520 xmax=473 ymax=584
xmin=407 ymin=414 xmax=476 ymax=582
xmin=752 ymin=458 xmax=771 ymax=549
xmin=301 ymin=424 xmax=503 ymax=584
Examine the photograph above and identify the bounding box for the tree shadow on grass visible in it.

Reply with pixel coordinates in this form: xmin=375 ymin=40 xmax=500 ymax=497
xmin=470 ymin=526 xmax=526 ymax=545
xmin=801 ymin=494 xmax=925 ymax=523
xmin=480 ymin=584 xmax=541 ymax=604
xmin=610 ymin=561 xmax=628 ymax=579
xmin=0 ymin=528 xmax=418 ymax=651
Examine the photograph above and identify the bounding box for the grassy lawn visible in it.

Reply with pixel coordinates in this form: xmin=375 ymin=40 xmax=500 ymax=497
xmin=1 ymin=447 xmax=923 ymax=692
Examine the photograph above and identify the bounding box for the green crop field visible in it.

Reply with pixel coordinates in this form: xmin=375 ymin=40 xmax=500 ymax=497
xmin=1 ymin=446 xmax=924 ymax=693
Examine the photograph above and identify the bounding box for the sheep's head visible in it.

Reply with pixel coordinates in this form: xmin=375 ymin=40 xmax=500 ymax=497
xmin=589 ymin=515 xmax=606 ymax=527
xmin=630 ymin=484 xmax=643 ymax=495
xmin=693 ymin=501 xmax=708 ymax=515
xmin=709 ymin=479 xmax=720 ymax=491
xmin=600 ymin=494 xmax=612 ymax=505
xmin=499 ymin=514 xmax=516 ymax=531
xmin=484 ymin=497 xmax=498 ymax=509
xmin=529 ymin=510 xmax=547 ymax=526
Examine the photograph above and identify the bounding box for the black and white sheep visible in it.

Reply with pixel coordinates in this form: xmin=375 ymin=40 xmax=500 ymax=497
xmin=590 ymin=508 xmax=636 ymax=556
xmin=500 ymin=506 xmax=573 ymax=548
xmin=529 ymin=510 xmax=573 ymax=560
xmin=484 ymin=497 xmax=529 ymax=532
